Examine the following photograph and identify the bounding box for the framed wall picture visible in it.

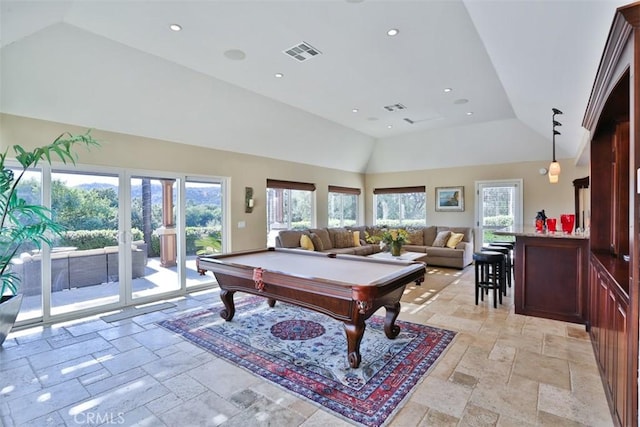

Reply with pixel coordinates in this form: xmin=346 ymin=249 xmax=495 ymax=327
xmin=435 ymin=186 xmax=464 ymax=211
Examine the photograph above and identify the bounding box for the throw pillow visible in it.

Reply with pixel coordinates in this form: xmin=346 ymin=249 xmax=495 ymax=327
xmin=432 ymin=230 xmax=451 ymax=247
xmin=445 ymin=232 xmax=464 ymax=249
xmin=310 ymin=233 xmax=324 ymax=251
xmin=352 ymin=230 xmax=361 ymax=247
xmin=334 ymin=230 xmax=355 ymax=248
xmin=300 ymin=234 xmax=314 ymax=251
xmin=406 ymin=229 xmax=424 ymax=246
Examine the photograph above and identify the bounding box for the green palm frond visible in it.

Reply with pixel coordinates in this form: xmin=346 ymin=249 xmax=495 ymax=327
xmin=0 ymin=130 xmax=100 ymax=296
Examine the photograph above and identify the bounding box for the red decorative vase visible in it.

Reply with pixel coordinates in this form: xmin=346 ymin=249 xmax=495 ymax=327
xmin=560 ymin=214 xmax=575 ymax=234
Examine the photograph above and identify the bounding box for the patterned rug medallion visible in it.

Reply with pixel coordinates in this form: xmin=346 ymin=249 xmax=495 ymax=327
xmin=159 ymin=296 xmax=456 ymax=426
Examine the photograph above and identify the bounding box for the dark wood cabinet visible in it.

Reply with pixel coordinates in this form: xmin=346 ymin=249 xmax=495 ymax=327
xmin=583 ymin=3 xmax=639 ymax=426
xmin=590 ymin=255 xmax=630 ymax=426
xmin=514 ymin=236 xmax=588 ymax=324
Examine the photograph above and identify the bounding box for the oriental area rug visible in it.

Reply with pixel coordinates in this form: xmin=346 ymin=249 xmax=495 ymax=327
xmin=158 ymin=294 xmax=456 ymax=426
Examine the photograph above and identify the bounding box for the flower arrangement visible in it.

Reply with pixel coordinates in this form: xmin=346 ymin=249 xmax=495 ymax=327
xmin=382 ymin=228 xmax=410 ymax=256
xmin=382 ymin=228 xmax=410 ymax=245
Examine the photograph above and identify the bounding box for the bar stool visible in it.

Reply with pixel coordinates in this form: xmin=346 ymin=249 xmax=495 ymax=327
xmin=491 ymin=241 xmax=515 ymax=278
xmin=483 ymin=244 xmax=513 ymax=290
xmin=473 ymin=251 xmax=505 ymax=308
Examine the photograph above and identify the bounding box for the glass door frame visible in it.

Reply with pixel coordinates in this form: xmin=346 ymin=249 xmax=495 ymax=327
xmin=474 ymin=179 xmax=523 ymax=248
xmin=12 ymin=164 xmax=227 ymax=328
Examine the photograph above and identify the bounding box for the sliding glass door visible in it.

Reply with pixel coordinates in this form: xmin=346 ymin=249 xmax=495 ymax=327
xmin=185 ymin=178 xmax=222 ymax=288
xmin=129 ymin=175 xmax=181 ymax=300
xmin=48 ymin=170 xmax=121 ymax=315
xmin=11 ymin=164 xmax=226 ymax=326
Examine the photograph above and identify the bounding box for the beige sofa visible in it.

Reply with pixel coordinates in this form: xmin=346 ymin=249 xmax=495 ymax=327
xmin=275 ymin=225 xmax=474 ymax=269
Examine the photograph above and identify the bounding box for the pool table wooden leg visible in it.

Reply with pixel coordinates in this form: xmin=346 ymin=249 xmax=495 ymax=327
xmin=344 ymin=322 xmax=364 ymax=368
xmin=383 ymin=302 xmax=401 ymax=338
xmin=219 ymin=289 xmax=236 ymax=321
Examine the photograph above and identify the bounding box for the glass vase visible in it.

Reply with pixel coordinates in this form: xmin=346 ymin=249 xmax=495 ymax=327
xmin=390 ymin=241 xmax=402 ymax=256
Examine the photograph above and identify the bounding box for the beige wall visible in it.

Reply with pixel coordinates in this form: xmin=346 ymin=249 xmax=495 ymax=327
xmin=1 ymin=113 xmax=590 ymax=251
xmin=0 ymin=114 xmax=364 ymax=251
xmin=365 ymin=160 xmax=589 ymax=231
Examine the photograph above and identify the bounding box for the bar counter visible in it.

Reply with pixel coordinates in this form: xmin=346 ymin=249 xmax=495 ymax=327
xmin=494 ymin=227 xmax=589 ymax=324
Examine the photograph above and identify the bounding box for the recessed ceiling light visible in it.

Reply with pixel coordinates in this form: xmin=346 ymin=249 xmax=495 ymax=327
xmin=169 ymin=24 xmax=182 ymax=32
xmin=274 ymin=73 xmax=284 ymax=78
xmin=466 ymin=111 xmax=474 ymax=116
xmin=387 ymin=125 xmax=393 ymax=129
xmin=224 ymin=49 xmax=247 ymax=61
xmin=444 ymin=88 xmax=452 ymax=93
xmin=387 ymin=28 xmax=399 ymax=36
xmin=454 ymin=98 xmax=469 ymax=105
xmin=352 ymin=108 xmax=359 ymax=113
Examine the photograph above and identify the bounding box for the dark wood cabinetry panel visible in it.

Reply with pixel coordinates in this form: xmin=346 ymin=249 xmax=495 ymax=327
xmin=611 ymin=121 xmax=630 ymax=258
xmin=514 ymin=236 xmax=588 ymax=324
xmin=583 ymin=4 xmax=638 ymax=425
xmin=590 ymin=256 xmax=630 ymax=427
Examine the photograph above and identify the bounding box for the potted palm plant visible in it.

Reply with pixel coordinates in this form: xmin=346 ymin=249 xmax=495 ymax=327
xmin=0 ymin=131 xmax=99 ymax=345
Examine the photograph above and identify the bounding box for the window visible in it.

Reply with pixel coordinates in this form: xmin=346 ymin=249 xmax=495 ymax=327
xmin=328 ymin=185 xmax=359 ymax=227
xmin=267 ymin=179 xmax=315 ymax=246
xmin=374 ymin=186 xmax=426 ymax=227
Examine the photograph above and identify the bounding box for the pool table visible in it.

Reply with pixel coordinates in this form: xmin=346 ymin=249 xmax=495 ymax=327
xmin=196 ymin=247 xmax=426 ymax=368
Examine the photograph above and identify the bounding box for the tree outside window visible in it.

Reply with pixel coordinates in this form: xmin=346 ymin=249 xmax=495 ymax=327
xmin=328 ymin=185 xmax=359 ymax=227
xmin=374 ymin=186 xmax=426 ymax=227
xmin=266 ymin=179 xmax=315 ymax=246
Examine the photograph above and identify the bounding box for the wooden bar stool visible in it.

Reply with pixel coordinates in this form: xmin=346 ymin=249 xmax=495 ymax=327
xmin=473 ymin=251 xmax=505 ymax=308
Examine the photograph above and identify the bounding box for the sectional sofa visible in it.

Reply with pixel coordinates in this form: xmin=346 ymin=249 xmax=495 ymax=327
xmin=275 ymin=225 xmax=474 ymax=269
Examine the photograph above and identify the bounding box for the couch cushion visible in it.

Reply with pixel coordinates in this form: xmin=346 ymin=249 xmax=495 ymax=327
xmin=325 ymin=247 xmax=357 ymax=255
xmin=327 ymin=228 xmax=348 ymax=246
xmin=437 ymin=226 xmax=472 ymax=243
xmin=278 ymin=230 xmax=306 ymax=248
xmin=406 ymin=228 xmax=424 ymax=246
xmin=426 ymin=246 xmax=463 ymax=258
xmin=334 ymin=230 xmax=356 ymax=248
xmin=300 ymin=234 xmax=315 ymax=250
xmin=309 ymin=233 xmax=324 ymax=251
xmin=352 ymin=231 xmax=362 ymax=247
xmin=422 ymin=226 xmax=437 ymax=246
xmin=352 ymin=245 xmax=376 ymax=256
xmin=432 ymin=230 xmax=451 ymax=247
xmin=446 ymin=232 xmax=465 ymax=249
xmin=402 ymin=245 xmax=427 ymax=253
xmin=348 ymin=226 xmax=368 ymax=245
xmin=310 ymin=228 xmax=333 ymax=249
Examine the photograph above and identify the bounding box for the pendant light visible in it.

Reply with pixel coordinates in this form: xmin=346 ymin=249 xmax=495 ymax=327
xmin=549 ymin=108 xmax=563 ymax=182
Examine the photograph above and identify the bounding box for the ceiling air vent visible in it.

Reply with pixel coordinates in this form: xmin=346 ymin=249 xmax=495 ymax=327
xmin=384 ymin=103 xmax=406 ymax=112
xmin=283 ymin=42 xmax=322 ymax=62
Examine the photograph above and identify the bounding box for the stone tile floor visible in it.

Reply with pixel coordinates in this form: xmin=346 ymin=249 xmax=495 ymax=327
xmin=0 ymin=267 xmax=614 ymax=426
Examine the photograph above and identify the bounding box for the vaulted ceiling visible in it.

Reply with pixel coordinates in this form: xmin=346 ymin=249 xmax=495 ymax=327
xmin=0 ymin=0 xmax=624 ymax=173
